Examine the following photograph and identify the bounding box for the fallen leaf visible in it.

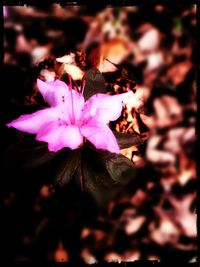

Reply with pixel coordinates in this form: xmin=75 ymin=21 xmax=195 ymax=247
xmin=125 ymin=216 xmax=146 ymax=235
xmin=56 ymin=53 xmax=75 ymax=64
xmin=63 ymin=64 xmax=84 ymax=80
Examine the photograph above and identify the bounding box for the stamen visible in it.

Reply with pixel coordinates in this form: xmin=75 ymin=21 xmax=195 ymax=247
xmin=81 ymin=79 xmax=86 ymax=95
xmin=69 ymin=75 xmax=75 ymax=124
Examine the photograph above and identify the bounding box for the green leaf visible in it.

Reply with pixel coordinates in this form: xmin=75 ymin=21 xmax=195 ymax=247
xmin=99 ymin=150 xmax=137 ymax=183
xmin=73 ymin=145 xmax=137 ymax=206
xmin=54 ymin=149 xmax=80 ymax=187
xmin=75 ymin=146 xmax=118 ymax=206
xmin=113 ymin=131 xmax=143 ymax=149
xmin=4 ymin=142 xmax=58 ymax=169
xmin=82 ymin=68 xmax=107 ymax=100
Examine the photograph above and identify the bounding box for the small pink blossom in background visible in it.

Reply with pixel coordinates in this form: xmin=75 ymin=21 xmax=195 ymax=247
xmin=3 ymin=6 xmax=8 ymax=18
xmin=7 ymin=79 xmax=133 ymax=153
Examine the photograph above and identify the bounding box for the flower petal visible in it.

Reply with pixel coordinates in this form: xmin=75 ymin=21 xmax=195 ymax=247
xmin=82 ymin=91 xmax=134 ymax=124
xmin=36 ymin=122 xmax=83 ymax=152
xmin=80 ymin=119 xmax=120 ymax=154
xmin=37 ymin=79 xmax=70 ymax=107
xmin=7 ymin=108 xmax=61 ymax=134
xmin=37 ymin=79 xmax=85 ymax=124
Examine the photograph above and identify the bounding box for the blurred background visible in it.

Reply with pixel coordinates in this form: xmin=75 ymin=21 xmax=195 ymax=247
xmin=2 ymin=5 xmax=197 ymax=262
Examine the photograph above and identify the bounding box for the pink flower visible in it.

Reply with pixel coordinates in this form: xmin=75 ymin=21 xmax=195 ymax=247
xmin=7 ymin=79 xmax=133 ymax=154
